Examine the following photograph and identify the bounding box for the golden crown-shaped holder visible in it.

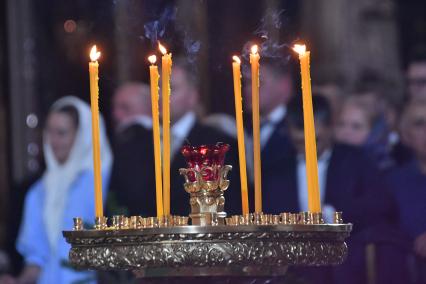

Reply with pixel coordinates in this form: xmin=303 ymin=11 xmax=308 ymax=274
xmin=179 ymin=165 xmax=231 ymax=226
xmin=179 ymin=143 xmax=232 ymax=226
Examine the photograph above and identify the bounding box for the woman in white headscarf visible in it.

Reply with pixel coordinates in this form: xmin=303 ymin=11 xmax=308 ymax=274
xmin=14 ymin=96 xmax=113 ymax=284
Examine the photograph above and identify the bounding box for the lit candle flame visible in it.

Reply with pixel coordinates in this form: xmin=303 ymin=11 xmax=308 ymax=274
xmin=148 ymin=55 xmax=157 ymax=64
xmin=251 ymin=45 xmax=258 ymax=55
xmin=90 ymin=45 xmax=101 ymax=62
xmin=158 ymin=42 xmax=167 ymax=55
xmin=232 ymin=56 xmax=241 ymax=64
xmin=293 ymin=44 xmax=306 ymax=56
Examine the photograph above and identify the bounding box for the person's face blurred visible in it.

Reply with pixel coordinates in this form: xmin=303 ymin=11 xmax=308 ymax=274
xmin=243 ymin=66 xmax=292 ymax=116
xmin=289 ymin=121 xmax=333 ymax=158
xmin=46 ymin=112 xmax=77 ymax=164
xmin=335 ymin=105 xmax=371 ymax=146
xmin=112 ymin=85 xmax=147 ymax=127
xmin=355 ymin=92 xmax=379 ymax=115
xmin=402 ymin=104 xmax=426 ymax=160
xmin=407 ymin=62 xmax=426 ymax=100
xmin=169 ymin=67 xmax=197 ymax=122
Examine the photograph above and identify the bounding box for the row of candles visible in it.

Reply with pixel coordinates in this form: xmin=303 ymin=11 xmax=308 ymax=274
xmin=74 ymin=211 xmax=343 ymax=231
xmin=87 ymin=42 xmax=321 ymax=219
xmin=73 ymin=215 xmax=190 ymax=230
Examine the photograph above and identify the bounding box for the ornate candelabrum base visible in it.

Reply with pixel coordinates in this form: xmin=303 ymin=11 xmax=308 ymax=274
xmin=63 ymin=223 xmax=351 ymax=277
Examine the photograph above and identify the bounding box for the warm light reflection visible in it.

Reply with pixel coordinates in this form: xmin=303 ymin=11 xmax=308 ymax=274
xmin=90 ymin=45 xmax=101 ymax=62
xmin=148 ymin=55 xmax=157 ymax=64
xmin=158 ymin=42 xmax=167 ymax=55
xmin=293 ymin=44 xmax=307 ymax=56
xmin=251 ymin=45 xmax=258 ymax=55
xmin=232 ymin=56 xmax=241 ymax=64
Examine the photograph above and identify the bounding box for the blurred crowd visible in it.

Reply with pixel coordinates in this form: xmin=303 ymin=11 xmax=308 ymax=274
xmin=0 ymin=52 xmax=426 ymax=284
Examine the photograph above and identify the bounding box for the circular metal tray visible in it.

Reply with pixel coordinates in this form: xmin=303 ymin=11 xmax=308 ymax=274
xmin=63 ymin=223 xmax=352 ymax=277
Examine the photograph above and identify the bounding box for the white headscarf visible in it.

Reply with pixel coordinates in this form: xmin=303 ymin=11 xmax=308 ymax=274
xmin=42 ymin=96 xmax=113 ymax=250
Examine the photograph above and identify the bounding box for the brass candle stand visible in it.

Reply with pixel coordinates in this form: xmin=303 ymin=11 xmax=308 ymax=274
xmin=65 ymin=209 xmax=351 ymax=278
xmin=63 ymin=144 xmax=352 ymax=277
xmin=64 ymin=212 xmax=351 ymax=277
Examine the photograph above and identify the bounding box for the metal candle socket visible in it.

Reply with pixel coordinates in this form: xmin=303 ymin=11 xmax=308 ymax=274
xmin=94 ymin=216 xmax=107 ymax=230
xmin=180 ymin=164 xmax=232 ymax=226
xmin=73 ymin=217 xmax=83 ymax=230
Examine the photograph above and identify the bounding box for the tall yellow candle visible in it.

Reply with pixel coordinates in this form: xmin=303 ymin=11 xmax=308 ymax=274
xmin=148 ymin=55 xmax=164 ymax=217
xmin=293 ymin=44 xmax=321 ymax=213
xmin=159 ymin=42 xmax=172 ymax=216
xmin=232 ymin=56 xmax=249 ymax=215
xmin=88 ymin=45 xmax=104 ymax=218
xmin=250 ymin=45 xmax=262 ymax=213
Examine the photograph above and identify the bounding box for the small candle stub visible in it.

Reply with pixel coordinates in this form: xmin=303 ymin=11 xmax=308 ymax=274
xmin=312 ymin=212 xmax=325 ymax=224
xmin=231 ymin=215 xmax=240 ymax=226
xmin=147 ymin=217 xmax=158 ymax=228
xmin=179 ymin=216 xmax=189 ymax=226
xmin=130 ymin=216 xmax=139 ymax=229
xmin=94 ymin=216 xmax=107 ymax=230
xmin=118 ymin=215 xmax=125 ymax=229
xmin=73 ymin=217 xmax=83 ymax=231
xmin=123 ymin=217 xmax=130 ymax=229
xmin=243 ymin=213 xmax=253 ymax=225
xmin=172 ymin=216 xmax=180 ymax=226
xmin=272 ymin=215 xmax=280 ymax=225
xmin=112 ymin=215 xmax=120 ymax=229
xmin=334 ymin=212 xmax=343 ymax=224
xmin=158 ymin=215 xmax=170 ymax=227
xmin=280 ymin=213 xmax=290 ymax=224
xmin=253 ymin=212 xmax=263 ymax=225
xmin=297 ymin=212 xmax=313 ymax=225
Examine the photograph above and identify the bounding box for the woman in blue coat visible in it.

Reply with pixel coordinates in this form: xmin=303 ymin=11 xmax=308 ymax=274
xmin=14 ymin=96 xmax=112 ymax=284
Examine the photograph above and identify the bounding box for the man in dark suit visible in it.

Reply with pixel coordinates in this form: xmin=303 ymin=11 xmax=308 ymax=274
xmin=168 ymin=57 xmax=242 ymax=216
xmin=263 ymin=95 xmax=398 ymax=284
xmin=263 ymin=94 xmax=393 ymax=228
xmin=108 ymin=82 xmax=157 ymax=216
xmin=243 ymin=58 xmax=295 ymax=210
xmin=387 ymin=99 xmax=426 ymax=283
xmin=406 ymin=55 xmax=426 ymax=101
